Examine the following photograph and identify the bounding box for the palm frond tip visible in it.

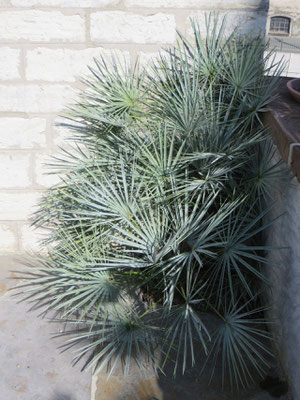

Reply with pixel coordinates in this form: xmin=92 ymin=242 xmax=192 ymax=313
xmin=13 ymin=13 xmax=284 ymax=389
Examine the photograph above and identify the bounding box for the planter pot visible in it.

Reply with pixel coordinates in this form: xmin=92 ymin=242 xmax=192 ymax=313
xmin=286 ymin=79 xmax=300 ymax=103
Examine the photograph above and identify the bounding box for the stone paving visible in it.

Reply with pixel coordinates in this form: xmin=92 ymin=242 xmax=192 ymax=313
xmin=92 ymin=314 xmax=275 ymax=400
xmin=0 ymin=256 xmax=290 ymax=400
xmin=93 ymin=361 xmax=288 ymax=400
xmin=0 ymin=256 xmax=91 ymax=400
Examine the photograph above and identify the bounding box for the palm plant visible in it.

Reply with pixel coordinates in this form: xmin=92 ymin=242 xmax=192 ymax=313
xmin=15 ymin=14 xmax=286 ymax=391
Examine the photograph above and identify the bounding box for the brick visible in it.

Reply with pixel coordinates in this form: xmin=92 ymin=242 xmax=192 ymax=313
xmin=137 ymin=50 xmax=170 ymax=67
xmin=11 ymin=0 xmax=120 ymax=6
xmin=0 ymin=192 xmax=42 ymax=220
xmin=26 ymin=47 xmax=130 ymax=82
xmin=0 ymin=224 xmax=17 ymax=253
xmin=125 ymin=0 xmax=266 ymax=7
xmin=0 ymin=118 xmax=46 ymax=149
xmin=90 ymin=12 xmax=176 ymax=44
xmin=34 ymin=152 xmax=61 ymax=188
xmin=19 ymin=224 xmax=47 ymax=253
xmin=0 ymin=153 xmax=31 ymax=189
xmin=138 ymin=51 xmax=160 ymax=67
xmin=0 ymin=0 xmax=12 ymax=6
xmin=52 ymin=122 xmax=73 ymax=147
xmin=0 ymin=11 xmax=85 ymax=42
xmin=0 ymin=85 xmax=75 ymax=113
xmin=137 ymin=50 xmax=172 ymax=78
xmin=0 ymin=48 xmax=20 ymax=80
xmin=188 ymin=11 xmax=267 ymax=38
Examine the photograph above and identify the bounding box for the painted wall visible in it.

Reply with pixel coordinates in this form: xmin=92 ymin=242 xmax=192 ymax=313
xmin=269 ymin=0 xmax=300 ymax=36
xmin=266 ymin=0 xmax=300 ymax=78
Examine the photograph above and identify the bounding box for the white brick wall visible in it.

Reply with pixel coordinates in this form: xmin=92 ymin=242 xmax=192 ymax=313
xmin=125 ymin=0 xmax=265 ymax=8
xmin=0 ymin=11 xmax=85 ymax=42
xmin=0 ymin=224 xmax=17 ymax=253
xmin=34 ymin=152 xmax=61 ymax=187
xmin=0 ymin=192 xmax=42 ymax=221
xmin=0 ymin=48 xmax=20 ymax=80
xmin=0 ymin=84 xmax=75 ymax=113
xmin=11 ymin=0 xmax=120 ymax=7
xmin=0 ymin=153 xmax=31 ymax=188
xmin=0 ymin=1 xmax=299 ymax=255
xmin=19 ymin=224 xmax=46 ymax=253
xmin=0 ymin=118 xmax=46 ymax=149
xmin=52 ymin=122 xmax=73 ymax=147
xmin=90 ymin=12 xmax=176 ymax=44
xmin=26 ymin=47 xmax=130 ymax=82
xmin=188 ymin=10 xmax=268 ymax=38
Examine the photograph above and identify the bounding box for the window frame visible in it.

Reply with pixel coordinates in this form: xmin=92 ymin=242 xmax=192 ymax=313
xmin=269 ymin=16 xmax=291 ymax=37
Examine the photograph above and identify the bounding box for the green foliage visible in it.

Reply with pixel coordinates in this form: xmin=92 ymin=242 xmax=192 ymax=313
xmin=15 ymin=14 xmax=286 ymax=390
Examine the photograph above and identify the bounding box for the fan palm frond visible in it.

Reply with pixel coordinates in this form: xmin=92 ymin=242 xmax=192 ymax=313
xmin=12 ymin=13 xmax=284 ymax=391
xmin=205 ymin=298 xmax=273 ymax=390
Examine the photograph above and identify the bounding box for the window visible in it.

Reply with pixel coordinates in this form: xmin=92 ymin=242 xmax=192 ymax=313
xmin=269 ymin=16 xmax=291 ymax=36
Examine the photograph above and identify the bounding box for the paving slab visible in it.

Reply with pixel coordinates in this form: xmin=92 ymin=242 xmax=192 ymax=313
xmin=94 ymin=369 xmax=290 ymax=400
xmin=0 ymin=256 xmax=91 ymax=400
xmin=0 ymin=255 xmax=21 ymax=295
xmin=0 ymin=256 xmax=290 ymax=400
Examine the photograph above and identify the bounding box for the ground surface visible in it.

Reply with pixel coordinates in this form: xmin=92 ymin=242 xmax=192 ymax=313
xmin=93 ymin=359 xmax=281 ymax=400
xmin=0 ymin=256 xmax=290 ymax=400
xmin=93 ymin=314 xmax=279 ymax=400
xmin=0 ymin=256 xmax=91 ymax=400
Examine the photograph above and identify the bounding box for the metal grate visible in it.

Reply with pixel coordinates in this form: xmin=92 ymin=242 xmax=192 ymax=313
xmin=269 ymin=16 xmax=291 ymax=35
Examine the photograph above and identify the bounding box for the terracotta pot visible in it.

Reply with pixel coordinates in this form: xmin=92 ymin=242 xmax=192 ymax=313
xmin=287 ymin=78 xmax=300 ymax=103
